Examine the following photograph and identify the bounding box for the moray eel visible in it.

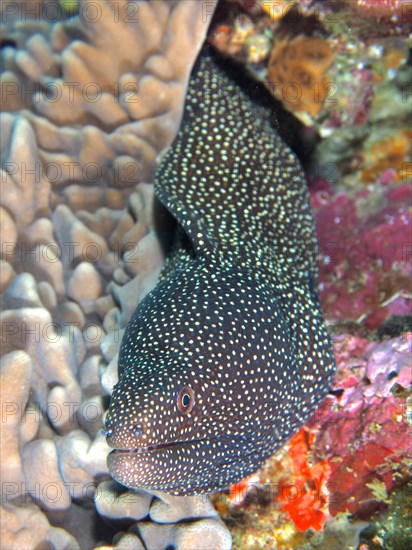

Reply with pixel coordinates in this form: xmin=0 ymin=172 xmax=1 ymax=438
xmin=104 ymin=45 xmax=335 ymax=495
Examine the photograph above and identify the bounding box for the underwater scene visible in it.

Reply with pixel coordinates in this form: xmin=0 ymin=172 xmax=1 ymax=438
xmin=0 ymin=1 xmax=411 ymax=549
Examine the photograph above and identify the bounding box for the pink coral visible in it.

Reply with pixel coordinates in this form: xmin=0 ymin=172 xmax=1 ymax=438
xmin=311 ymin=182 xmax=412 ymax=328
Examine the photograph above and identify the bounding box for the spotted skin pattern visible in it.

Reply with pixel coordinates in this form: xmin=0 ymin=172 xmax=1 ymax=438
xmin=105 ymin=46 xmax=335 ymax=496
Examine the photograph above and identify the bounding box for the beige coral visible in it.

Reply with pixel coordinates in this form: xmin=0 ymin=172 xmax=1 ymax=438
xmin=0 ymin=502 xmax=80 ymax=550
xmin=2 ymin=0 xmax=219 ymax=188
xmin=0 ymin=351 xmax=33 ymax=494
xmin=0 ymin=115 xmax=51 ymax=230
xmin=95 ymin=483 xmax=232 ymax=550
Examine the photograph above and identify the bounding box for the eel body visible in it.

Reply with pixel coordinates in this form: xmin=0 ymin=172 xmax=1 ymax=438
xmin=104 ymin=46 xmax=335 ymax=495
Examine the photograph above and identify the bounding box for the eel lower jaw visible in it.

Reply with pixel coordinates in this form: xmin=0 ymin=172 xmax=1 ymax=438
xmin=107 ymin=438 xmax=219 ymax=494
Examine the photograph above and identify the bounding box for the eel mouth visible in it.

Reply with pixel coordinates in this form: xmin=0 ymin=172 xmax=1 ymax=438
xmin=109 ymin=438 xmax=203 ymax=456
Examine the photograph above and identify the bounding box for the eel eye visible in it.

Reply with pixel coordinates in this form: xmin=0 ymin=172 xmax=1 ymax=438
xmin=133 ymin=425 xmax=142 ymax=438
xmin=177 ymin=385 xmax=195 ymax=414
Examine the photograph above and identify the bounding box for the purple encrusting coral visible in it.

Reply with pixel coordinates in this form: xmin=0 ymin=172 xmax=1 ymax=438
xmin=311 ymin=181 xmax=412 ymax=328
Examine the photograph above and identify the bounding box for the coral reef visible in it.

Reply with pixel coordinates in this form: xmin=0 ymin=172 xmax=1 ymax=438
xmin=310 ymin=3 xmax=411 ymax=185
xmin=1 ymin=0 xmax=218 ymax=185
xmin=208 ymin=0 xmax=411 ymax=171
xmin=1 ymin=0 xmax=411 ymax=548
xmin=1 ymin=501 xmax=80 ymax=550
xmin=209 ymin=2 xmax=334 ymax=122
xmin=314 ymin=333 xmax=411 ymax=519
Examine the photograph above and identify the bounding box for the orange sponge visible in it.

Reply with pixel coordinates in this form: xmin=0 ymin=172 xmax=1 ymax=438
xmin=267 ymin=34 xmax=333 ymax=117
